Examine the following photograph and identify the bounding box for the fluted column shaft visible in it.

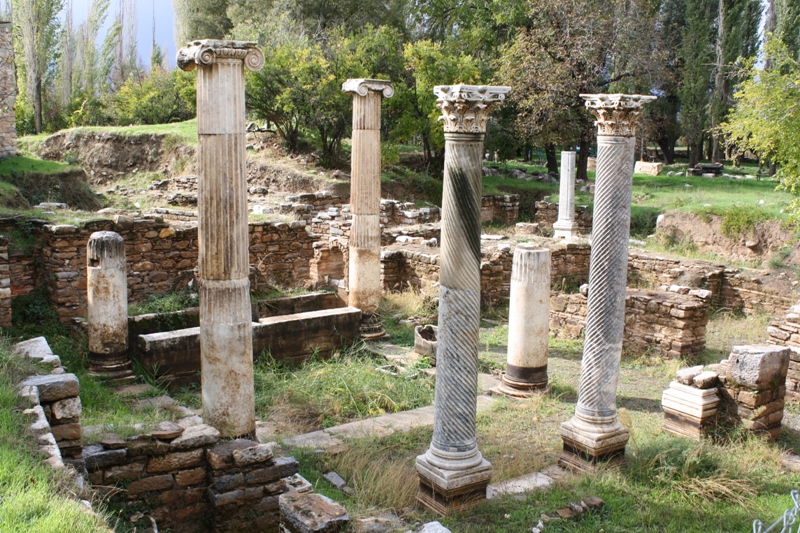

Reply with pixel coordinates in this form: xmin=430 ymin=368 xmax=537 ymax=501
xmin=178 ymin=40 xmax=265 ymax=437
xmin=343 ymin=79 xmax=393 ymax=318
xmin=553 ymin=151 xmax=578 ymax=239
xmin=416 ymin=84 xmax=509 ymax=515
xmin=559 ymin=93 xmax=655 ymax=471
xmin=87 ymin=231 xmax=132 ymax=381
xmin=499 ymin=245 xmax=550 ymax=396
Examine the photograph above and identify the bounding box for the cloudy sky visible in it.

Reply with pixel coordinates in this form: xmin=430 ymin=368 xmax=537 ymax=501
xmin=71 ymin=0 xmax=177 ymax=68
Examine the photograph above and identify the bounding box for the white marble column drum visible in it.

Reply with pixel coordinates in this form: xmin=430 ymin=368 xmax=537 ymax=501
xmin=177 ymin=40 xmax=265 ymax=437
xmin=559 ymin=93 xmax=656 ymax=472
xmin=342 ymin=79 xmax=393 ymax=338
xmin=498 ymin=245 xmax=551 ymax=397
xmin=87 ymin=231 xmax=133 ymax=382
xmin=416 ymin=84 xmax=510 ymax=515
xmin=553 ymin=151 xmax=578 ymax=239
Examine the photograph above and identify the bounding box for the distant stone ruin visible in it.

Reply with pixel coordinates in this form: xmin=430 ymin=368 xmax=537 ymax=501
xmin=0 ymin=22 xmax=16 ymax=159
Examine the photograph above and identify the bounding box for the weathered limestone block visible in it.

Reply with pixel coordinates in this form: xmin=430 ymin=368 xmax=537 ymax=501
xmin=20 ymin=374 xmax=79 ymax=403
xmin=634 ymin=161 xmax=663 ymax=176
xmin=279 ymin=493 xmax=350 ymax=533
xmin=662 ymin=380 xmax=720 ymax=438
xmin=727 ymin=345 xmax=790 ymax=390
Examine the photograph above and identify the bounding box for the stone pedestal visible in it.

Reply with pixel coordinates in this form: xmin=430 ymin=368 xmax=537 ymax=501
xmin=559 ymin=93 xmax=655 ymax=472
xmin=87 ymin=231 xmax=133 ymax=382
xmin=498 ymin=245 xmax=550 ymax=397
xmin=178 ymin=40 xmax=265 ymax=438
xmin=416 ymin=84 xmax=509 ymax=515
xmin=553 ymin=151 xmax=578 ymax=239
xmin=342 ymin=79 xmax=393 ymax=339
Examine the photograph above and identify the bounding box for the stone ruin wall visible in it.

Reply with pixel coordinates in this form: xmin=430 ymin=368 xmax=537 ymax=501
xmin=0 ymin=22 xmax=16 ymax=159
xmin=767 ymin=304 xmax=800 ymax=398
xmin=481 ymin=194 xmax=520 ymax=225
xmin=550 ymin=288 xmax=712 ymax=358
xmin=0 ymin=235 xmax=9 ymax=327
xmin=532 ymin=201 xmax=592 ymax=233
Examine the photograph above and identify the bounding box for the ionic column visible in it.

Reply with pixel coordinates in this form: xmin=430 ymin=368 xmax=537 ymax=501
xmin=177 ymin=40 xmax=265 ymax=438
xmin=342 ymin=79 xmax=394 ymax=338
xmin=416 ymin=84 xmax=509 ymax=515
xmin=559 ymin=93 xmax=656 ymax=471
xmin=553 ymin=151 xmax=578 ymax=239
xmin=498 ymin=245 xmax=550 ymax=397
xmin=87 ymin=231 xmax=132 ymax=382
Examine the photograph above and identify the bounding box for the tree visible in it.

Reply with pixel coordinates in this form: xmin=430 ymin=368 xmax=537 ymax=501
xmin=13 ymin=0 xmax=63 ymax=133
xmin=174 ymin=0 xmax=232 ymax=44
xmin=721 ymin=38 xmax=800 ymax=217
xmin=499 ymin=0 xmax=663 ymax=181
xmin=114 ymin=68 xmax=195 ymax=125
xmin=678 ymin=0 xmax=716 ymax=167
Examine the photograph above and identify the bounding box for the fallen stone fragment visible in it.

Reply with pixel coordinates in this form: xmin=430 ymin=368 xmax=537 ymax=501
xmin=676 ymin=365 xmax=703 ymax=386
xmin=232 ymin=442 xmax=274 ymax=467
xmin=280 ymin=492 xmax=349 ymax=533
xmin=20 ymin=374 xmax=79 ymax=402
xmin=170 ymin=424 xmax=220 ymax=450
xmin=323 ymin=471 xmax=347 ymax=490
xmin=692 ymin=371 xmax=719 ymax=389
xmin=419 ymin=522 xmax=451 ymax=533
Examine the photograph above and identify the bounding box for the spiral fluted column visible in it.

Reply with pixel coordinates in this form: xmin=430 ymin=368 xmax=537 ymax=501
xmin=559 ymin=93 xmax=656 ymax=472
xmin=177 ymin=40 xmax=265 ymax=438
xmin=498 ymin=245 xmax=550 ymax=397
xmin=416 ymin=84 xmax=509 ymax=515
xmin=342 ymin=79 xmax=393 ymax=338
xmin=553 ymin=151 xmax=578 ymax=239
xmin=87 ymin=231 xmax=133 ymax=382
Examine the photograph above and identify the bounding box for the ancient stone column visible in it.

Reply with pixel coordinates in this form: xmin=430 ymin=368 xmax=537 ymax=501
xmin=553 ymin=151 xmax=578 ymax=239
xmin=416 ymin=84 xmax=509 ymax=515
xmin=177 ymin=40 xmax=265 ymax=437
xmin=498 ymin=245 xmax=550 ymax=397
xmin=559 ymin=94 xmax=655 ymax=471
xmin=342 ymin=79 xmax=394 ymax=338
xmin=87 ymin=231 xmax=133 ymax=382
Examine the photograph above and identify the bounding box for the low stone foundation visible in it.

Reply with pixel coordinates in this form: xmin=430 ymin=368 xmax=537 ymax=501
xmin=532 ymin=201 xmax=592 ymax=234
xmin=767 ymin=304 xmax=800 ymax=398
xmin=481 ymin=194 xmax=520 ymax=225
xmin=550 ymin=287 xmax=711 ymax=358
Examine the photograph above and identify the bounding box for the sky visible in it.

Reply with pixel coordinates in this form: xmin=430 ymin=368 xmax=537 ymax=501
xmin=70 ymin=0 xmax=177 ymax=68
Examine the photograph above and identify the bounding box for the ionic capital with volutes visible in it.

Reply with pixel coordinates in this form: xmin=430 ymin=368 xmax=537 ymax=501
xmin=177 ymin=39 xmax=264 ymax=72
xmin=342 ymin=78 xmax=394 ymax=98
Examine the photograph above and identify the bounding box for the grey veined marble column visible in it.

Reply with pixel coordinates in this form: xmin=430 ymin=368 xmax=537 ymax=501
xmin=177 ymin=40 xmax=265 ymax=438
xmin=87 ymin=231 xmax=133 ymax=382
xmin=342 ymin=79 xmax=393 ymax=339
xmin=553 ymin=151 xmax=578 ymax=239
xmin=559 ymin=93 xmax=656 ymax=472
xmin=498 ymin=245 xmax=550 ymax=397
xmin=416 ymin=84 xmax=509 ymax=515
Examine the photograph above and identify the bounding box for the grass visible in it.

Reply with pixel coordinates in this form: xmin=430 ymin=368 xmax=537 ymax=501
xmin=379 ymin=290 xmax=438 ymax=346
xmin=381 ymin=164 xmax=443 ymax=206
xmin=19 ymin=120 xmax=199 ymax=152
xmin=253 ymin=343 xmax=435 ymax=434
xmin=128 ymin=288 xmax=198 ymax=316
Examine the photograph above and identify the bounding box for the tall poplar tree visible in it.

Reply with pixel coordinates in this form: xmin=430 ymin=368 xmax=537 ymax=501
xmin=174 ymin=0 xmax=232 ymax=44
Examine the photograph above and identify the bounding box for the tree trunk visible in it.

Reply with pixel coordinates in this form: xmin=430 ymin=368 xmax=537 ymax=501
xmin=656 ymin=137 xmax=675 ymax=164
xmin=577 ymin=137 xmax=590 ymax=182
xmin=689 ymin=140 xmax=702 ymax=168
xmin=545 ymin=143 xmax=558 ymax=174
xmin=711 ymin=133 xmax=723 ymax=163
xmin=34 ymin=78 xmax=43 ymax=134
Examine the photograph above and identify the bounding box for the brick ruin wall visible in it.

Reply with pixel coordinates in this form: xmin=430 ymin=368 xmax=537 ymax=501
xmin=550 ymin=288 xmax=712 ymax=358
xmin=0 ymin=22 xmax=17 ymax=159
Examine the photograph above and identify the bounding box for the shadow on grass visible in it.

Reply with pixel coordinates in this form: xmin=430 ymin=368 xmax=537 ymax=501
xmin=619 ymin=395 xmax=663 ymax=414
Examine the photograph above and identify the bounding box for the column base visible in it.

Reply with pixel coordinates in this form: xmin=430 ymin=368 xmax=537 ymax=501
xmin=416 ymin=453 xmax=492 ymax=515
xmin=552 ymin=221 xmax=580 ymax=240
xmin=496 ymin=373 xmax=549 ymax=398
xmin=558 ymin=417 xmax=629 ymax=473
xmin=359 ymin=313 xmax=389 ymax=341
xmin=87 ymin=351 xmax=135 ymax=384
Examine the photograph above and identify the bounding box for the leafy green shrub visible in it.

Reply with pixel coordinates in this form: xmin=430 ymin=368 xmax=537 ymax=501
xmin=630 ymin=206 xmax=661 ymax=238
xmin=114 ymin=68 xmax=196 ymax=126
xmin=11 ymin=287 xmax=60 ymax=327
xmin=129 ymin=288 xmax=198 ymax=316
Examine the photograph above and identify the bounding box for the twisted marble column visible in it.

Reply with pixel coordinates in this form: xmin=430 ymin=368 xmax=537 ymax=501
xmin=178 ymin=40 xmax=265 ymax=437
xmin=559 ymin=93 xmax=656 ymax=471
xmin=342 ymin=79 xmax=393 ymax=338
xmin=87 ymin=231 xmax=132 ymax=382
xmin=553 ymin=151 xmax=578 ymax=239
xmin=498 ymin=245 xmax=550 ymax=397
xmin=416 ymin=84 xmax=509 ymax=515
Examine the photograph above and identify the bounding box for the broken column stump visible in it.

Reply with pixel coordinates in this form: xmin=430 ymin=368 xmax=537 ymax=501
xmin=720 ymin=345 xmax=790 ymax=440
xmin=87 ymin=231 xmax=133 ymax=382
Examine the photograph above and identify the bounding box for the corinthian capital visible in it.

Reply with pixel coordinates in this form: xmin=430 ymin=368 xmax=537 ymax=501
xmin=342 ymin=78 xmax=394 ymax=98
xmin=434 ymin=84 xmax=511 ymax=134
xmin=580 ymin=93 xmax=657 ymax=137
xmin=177 ymin=39 xmax=265 ymax=72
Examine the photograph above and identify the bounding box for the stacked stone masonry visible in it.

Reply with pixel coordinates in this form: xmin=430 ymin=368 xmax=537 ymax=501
xmin=15 ymin=337 xmax=82 ymax=466
xmin=85 ymin=425 xmax=311 ymax=532
xmin=767 ymin=304 xmax=800 ymax=398
xmin=550 ymin=287 xmax=711 ymax=358
xmin=0 ymin=22 xmax=16 ymax=159
xmin=0 ymin=234 xmax=9 ymax=327
xmin=661 ymin=365 xmax=721 ymax=438
xmin=481 ymin=194 xmax=520 ymax=225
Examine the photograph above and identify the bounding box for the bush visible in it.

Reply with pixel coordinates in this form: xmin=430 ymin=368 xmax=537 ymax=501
xmin=114 ymin=68 xmax=196 ymax=126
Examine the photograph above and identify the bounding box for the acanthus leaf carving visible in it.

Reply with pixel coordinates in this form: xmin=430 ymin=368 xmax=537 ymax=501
xmin=434 ymin=84 xmax=511 ymax=134
xmin=580 ymin=93 xmax=657 ymax=137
